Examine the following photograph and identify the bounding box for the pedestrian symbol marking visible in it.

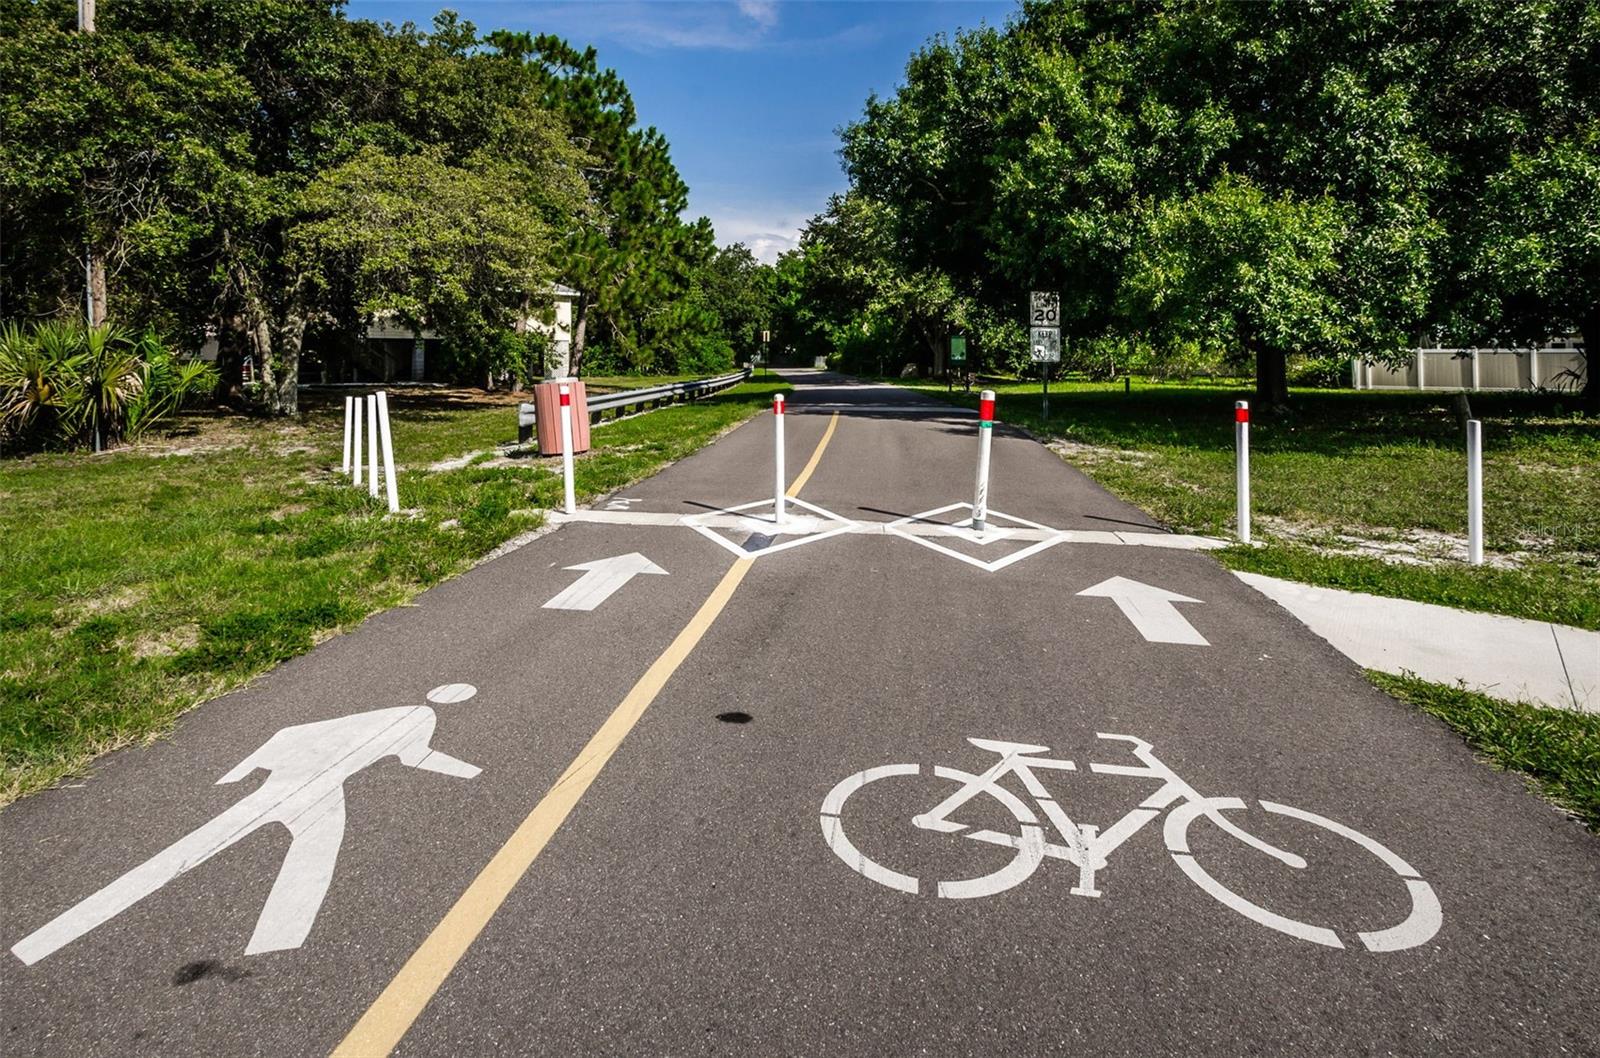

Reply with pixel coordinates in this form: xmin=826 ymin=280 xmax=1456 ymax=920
xmin=1076 ymin=576 xmax=1208 ymax=645
xmin=821 ymin=733 xmax=1442 ymax=952
xmin=11 ymin=688 xmax=483 ymax=966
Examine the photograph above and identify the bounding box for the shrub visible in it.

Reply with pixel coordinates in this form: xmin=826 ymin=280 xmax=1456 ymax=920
xmin=1288 ymin=354 xmax=1352 ymax=388
xmin=0 ymin=321 xmax=216 ymax=453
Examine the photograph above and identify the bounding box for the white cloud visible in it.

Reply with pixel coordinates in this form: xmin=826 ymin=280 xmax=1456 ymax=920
xmin=542 ymin=1 xmax=780 ymax=52
xmin=702 ymin=209 xmax=803 ymax=263
xmin=736 ymin=0 xmax=779 ymax=30
xmin=513 ymin=1 xmax=878 ymax=54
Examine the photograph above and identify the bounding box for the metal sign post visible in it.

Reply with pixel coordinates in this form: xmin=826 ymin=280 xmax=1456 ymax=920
xmin=760 ymin=330 xmax=770 ymax=377
xmin=949 ymin=335 xmax=967 ymax=393
xmin=1029 ymin=291 xmax=1061 ymax=420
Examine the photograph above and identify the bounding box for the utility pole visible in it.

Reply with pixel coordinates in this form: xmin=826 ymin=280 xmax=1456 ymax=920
xmin=80 ymin=0 xmax=105 ymax=327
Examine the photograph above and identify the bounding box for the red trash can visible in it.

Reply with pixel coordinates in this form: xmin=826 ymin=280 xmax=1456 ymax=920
xmin=534 ymin=379 xmax=591 ymax=454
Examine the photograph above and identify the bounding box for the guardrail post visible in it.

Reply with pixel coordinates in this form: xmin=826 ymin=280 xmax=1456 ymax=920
xmin=1235 ymin=400 xmax=1251 ymax=544
xmin=560 ymin=383 xmax=576 ymax=515
xmin=773 ymin=393 xmax=786 ymax=525
xmin=973 ymin=390 xmax=995 ymax=534
xmin=1467 ymin=419 xmax=1483 ymax=565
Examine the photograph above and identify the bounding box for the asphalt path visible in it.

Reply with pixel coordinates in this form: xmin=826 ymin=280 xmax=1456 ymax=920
xmin=3 ymin=369 xmax=1597 ymax=1056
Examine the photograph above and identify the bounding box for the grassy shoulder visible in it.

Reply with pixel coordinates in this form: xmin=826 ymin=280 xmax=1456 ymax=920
xmin=896 ymin=376 xmax=1600 ymax=630
xmin=1368 ymin=671 xmax=1600 ymax=831
xmin=0 ymin=377 xmax=788 ymax=803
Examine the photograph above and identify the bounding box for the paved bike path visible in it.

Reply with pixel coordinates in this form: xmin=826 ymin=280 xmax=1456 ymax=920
xmin=3 ymin=371 xmax=1597 ymax=1056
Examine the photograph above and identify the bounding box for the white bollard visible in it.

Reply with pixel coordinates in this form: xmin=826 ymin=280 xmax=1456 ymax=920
xmin=376 ymin=391 xmax=400 ymax=514
xmin=972 ymin=390 xmax=995 ymax=534
xmin=342 ymin=395 xmax=354 ymax=473
xmin=773 ymin=393 xmax=786 ymax=525
xmin=1467 ymin=418 xmax=1483 ymax=565
xmin=351 ymin=394 xmax=364 ymax=487
xmin=559 ymin=382 xmax=576 ymax=515
xmin=366 ymin=394 xmax=380 ymax=498
xmin=1235 ymin=401 xmax=1251 ymax=544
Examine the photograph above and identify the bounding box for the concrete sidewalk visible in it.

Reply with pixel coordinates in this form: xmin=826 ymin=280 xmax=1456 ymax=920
xmin=1237 ymin=571 xmax=1599 ymax=713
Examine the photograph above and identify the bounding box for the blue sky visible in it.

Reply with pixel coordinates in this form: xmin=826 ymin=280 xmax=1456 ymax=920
xmin=345 ymin=1 xmax=1015 ymax=262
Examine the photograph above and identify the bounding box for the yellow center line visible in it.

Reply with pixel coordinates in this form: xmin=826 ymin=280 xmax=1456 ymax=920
xmin=331 ymin=409 xmax=841 ymax=1058
xmin=786 ymin=411 xmax=839 ymax=497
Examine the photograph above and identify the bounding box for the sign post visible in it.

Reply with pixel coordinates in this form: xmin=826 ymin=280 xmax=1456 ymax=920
xmin=761 ymin=329 xmax=770 ymax=377
xmin=949 ymin=335 xmax=967 ymax=393
xmin=1029 ymin=291 xmax=1061 ymax=420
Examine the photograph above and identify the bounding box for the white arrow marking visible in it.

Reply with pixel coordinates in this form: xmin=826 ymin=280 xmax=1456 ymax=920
xmin=1076 ymin=576 xmax=1208 ymax=645
xmin=542 ymin=552 xmax=668 ymax=611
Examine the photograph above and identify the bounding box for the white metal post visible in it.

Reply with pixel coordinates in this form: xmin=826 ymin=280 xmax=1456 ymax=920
xmin=559 ymin=383 xmax=576 ymax=515
xmin=341 ymin=395 xmax=353 ymax=473
xmin=366 ymin=394 xmax=380 ymax=498
xmin=773 ymin=393 xmax=786 ymax=525
xmin=351 ymin=394 xmax=364 ymax=487
xmin=1467 ymin=419 xmax=1483 ymax=565
xmin=973 ymin=390 xmax=995 ymax=534
xmin=376 ymin=391 xmax=400 ymax=514
xmin=1235 ymin=401 xmax=1251 ymax=545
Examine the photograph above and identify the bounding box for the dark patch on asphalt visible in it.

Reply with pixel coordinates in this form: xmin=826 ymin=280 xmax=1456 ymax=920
xmin=741 ymin=533 xmax=774 ymax=553
xmin=170 ymin=959 xmax=252 ymax=986
xmin=715 ymin=711 xmax=753 ymax=724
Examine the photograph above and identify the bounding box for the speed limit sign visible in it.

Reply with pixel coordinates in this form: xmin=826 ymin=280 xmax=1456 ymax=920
xmin=1029 ymin=291 xmax=1060 ymax=327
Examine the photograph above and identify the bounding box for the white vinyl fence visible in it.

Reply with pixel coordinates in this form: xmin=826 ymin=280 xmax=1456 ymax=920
xmin=1353 ymin=342 xmax=1586 ymax=392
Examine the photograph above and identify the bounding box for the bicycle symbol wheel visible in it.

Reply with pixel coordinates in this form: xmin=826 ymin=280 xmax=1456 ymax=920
xmin=820 ymin=764 xmax=1047 ymax=899
xmin=1164 ymin=797 xmax=1443 ymax=952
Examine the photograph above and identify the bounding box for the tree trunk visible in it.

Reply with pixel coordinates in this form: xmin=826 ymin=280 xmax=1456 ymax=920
xmin=274 ymin=308 xmax=304 ymax=415
xmin=569 ymin=297 xmax=589 ymax=377
xmin=1578 ymin=313 xmax=1599 ymax=417
xmin=241 ymin=282 xmax=304 ymax=417
xmin=87 ymin=246 xmax=107 ymax=326
xmin=1255 ymin=346 xmax=1289 ymax=412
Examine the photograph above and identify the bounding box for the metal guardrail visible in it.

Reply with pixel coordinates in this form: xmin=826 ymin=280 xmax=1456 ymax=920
xmin=517 ymin=368 xmax=752 ymax=445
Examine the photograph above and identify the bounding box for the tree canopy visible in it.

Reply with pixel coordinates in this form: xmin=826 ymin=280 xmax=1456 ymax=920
xmin=785 ymin=0 xmax=1597 ymax=412
xmin=1 ymin=0 xmax=774 ymax=413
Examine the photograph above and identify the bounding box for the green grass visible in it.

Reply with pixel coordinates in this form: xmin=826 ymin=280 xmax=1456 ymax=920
xmin=1368 ymin=671 xmax=1600 ymax=830
xmin=0 ymin=377 xmax=788 ymax=803
xmin=896 ymin=376 xmax=1600 ymax=629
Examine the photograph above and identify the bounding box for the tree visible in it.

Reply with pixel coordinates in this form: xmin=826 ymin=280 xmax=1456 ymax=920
xmin=1123 ymin=176 xmax=1348 ymax=408
xmin=487 ymin=31 xmax=713 ymax=375
xmin=291 ymin=148 xmax=559 ymax=387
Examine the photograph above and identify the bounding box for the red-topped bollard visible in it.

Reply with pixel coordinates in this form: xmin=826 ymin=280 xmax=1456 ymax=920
xmin=560 ymin=383 xmax=576 ymax=515
xmin=973 ymin=390 xmax=996 ymax=534
xmin=773 ymin=393 xmax=786 ymax=525
xmin=1235 ymin=400 xmax=1250 ymax=544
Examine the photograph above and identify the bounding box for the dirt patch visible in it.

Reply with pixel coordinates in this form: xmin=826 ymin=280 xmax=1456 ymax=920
xmin=1047 ymin=439 xmax=1155 ymax=467
xmin=130 ymin=623 xmax=200 ymax=658
xmin=1256 ymin=517 xmax=1527 ymax=569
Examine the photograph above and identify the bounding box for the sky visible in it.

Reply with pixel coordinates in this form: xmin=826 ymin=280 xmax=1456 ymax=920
xmin=345 ymin=1 xmax=1015 ymax=262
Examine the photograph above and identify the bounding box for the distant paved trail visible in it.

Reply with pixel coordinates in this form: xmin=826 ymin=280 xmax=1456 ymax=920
xmin=4 ymin=370 xmax=1597 ymax=1056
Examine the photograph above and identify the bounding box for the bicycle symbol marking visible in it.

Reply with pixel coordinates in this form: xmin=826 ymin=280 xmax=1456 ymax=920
xmin=819 ymin=733 xmax=1442 ymax=952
